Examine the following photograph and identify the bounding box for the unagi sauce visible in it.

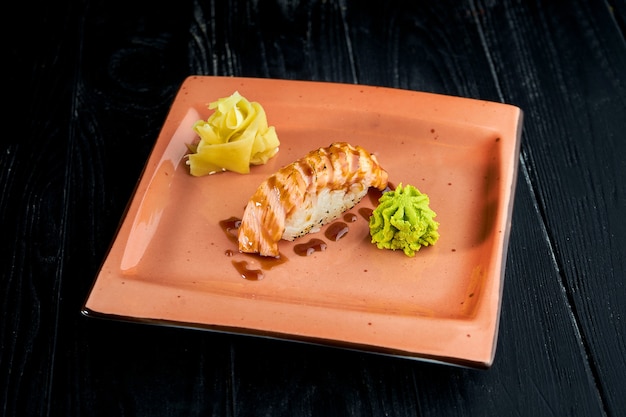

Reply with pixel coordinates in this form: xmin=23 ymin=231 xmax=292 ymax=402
xmin=325 ymin=222 xmax=349 ymax=241
xmin=294 ymin=238 xmax=327 ymax=256
xmin=219 ymin=217 xmax=241 ymax=243
xmin=358 ymin=207 xmax=373 ymax=220
xmin=232 ymin=260 xmax=264 ymax=281
xmin=343 ymin=212 xmax=358 ymax=222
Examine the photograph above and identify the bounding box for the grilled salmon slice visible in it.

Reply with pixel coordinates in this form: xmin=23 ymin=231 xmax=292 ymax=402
xmin=238 ymin=142 xmax=388 ymax=257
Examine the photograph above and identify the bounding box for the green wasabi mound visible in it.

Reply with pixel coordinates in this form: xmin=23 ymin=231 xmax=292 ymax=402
xmin=369 ymin=183 xmax=440 ymax=257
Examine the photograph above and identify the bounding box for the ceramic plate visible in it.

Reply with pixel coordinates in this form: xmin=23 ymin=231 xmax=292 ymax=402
xmin=82 ymin=76 xmax=522 ymax=368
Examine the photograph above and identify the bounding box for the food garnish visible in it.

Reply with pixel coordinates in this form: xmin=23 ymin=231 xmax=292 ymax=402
xmin=369 ymin=183 xmax=439 ymax=256
xmin=187 ymin=91 xmax=280 ymax=176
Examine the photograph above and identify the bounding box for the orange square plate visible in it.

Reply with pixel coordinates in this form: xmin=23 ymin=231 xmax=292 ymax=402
xmin=83 ymin=76 xmax=522 ymax=368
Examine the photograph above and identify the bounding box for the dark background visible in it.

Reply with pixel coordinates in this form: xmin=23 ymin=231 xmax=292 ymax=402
xmin=2 ymin=1 xmax=625 ymax=416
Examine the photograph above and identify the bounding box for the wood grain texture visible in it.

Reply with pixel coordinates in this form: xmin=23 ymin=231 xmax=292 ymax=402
xmin=469 ymin=2 xmax=626 ymax=414
xmin=2 ymin=0 xmax=624 ymax=416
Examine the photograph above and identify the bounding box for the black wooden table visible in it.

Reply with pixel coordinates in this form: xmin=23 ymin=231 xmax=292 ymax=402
xmin=3 ymin=1 xmax=625 ymax=416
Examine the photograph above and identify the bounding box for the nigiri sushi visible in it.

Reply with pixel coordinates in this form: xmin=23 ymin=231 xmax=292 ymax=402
xmin=238 ymin=142 xmax=388 ymax=257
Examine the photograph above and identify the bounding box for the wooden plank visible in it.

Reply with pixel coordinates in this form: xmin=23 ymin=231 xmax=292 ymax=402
xmin=467 ymin=1 xmax=626 ymax=414
xmin=1 ymin=0 xmax=623 ymax=416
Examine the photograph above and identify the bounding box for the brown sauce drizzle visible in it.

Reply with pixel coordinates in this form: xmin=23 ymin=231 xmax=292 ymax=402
xmin=325 ymin=222 xmax=349 ymax=241
xmin=343 ymin=212 xmax=358 ymax=222
xmin=232 ymin=260 xmax=264 ymax=281
xmin=219 ymin=217 xmax=241 ymax=243
xmin=294 ymin=238 xmax=327 ymax=256
xmin=358 ymin=207 xmax=373 ymax=220
xmin=366 ymin=183 xmax=394 ymax=206
xmin=368 ymin=188 xmax=383 ymax=206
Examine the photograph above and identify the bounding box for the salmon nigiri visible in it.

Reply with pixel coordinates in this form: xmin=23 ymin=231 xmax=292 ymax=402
xmin=238 ymin=142 xmax=388 ymax=257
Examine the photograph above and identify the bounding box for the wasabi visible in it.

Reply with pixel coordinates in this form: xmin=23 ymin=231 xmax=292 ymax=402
xmin=369 ymin=183 xmax=439 ymax=257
